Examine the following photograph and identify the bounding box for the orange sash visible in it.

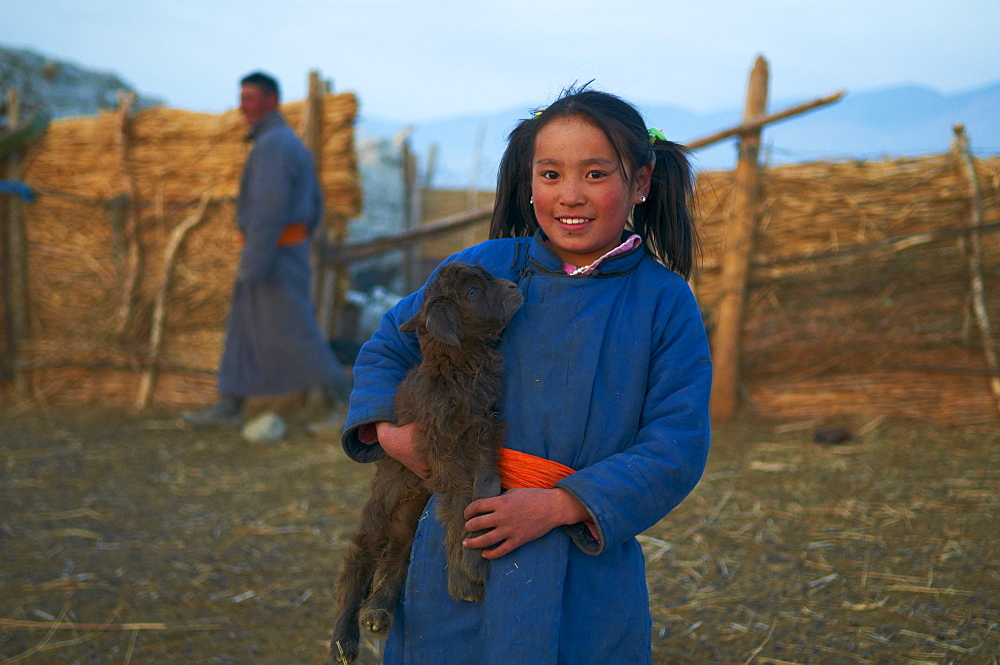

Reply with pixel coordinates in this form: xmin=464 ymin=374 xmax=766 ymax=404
xmin=240 ymin=222 xmax=309 ymax=248
xmin=497 ymin=447 xmax=575 ymax=490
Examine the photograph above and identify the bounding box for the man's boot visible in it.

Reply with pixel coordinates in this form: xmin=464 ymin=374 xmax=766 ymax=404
xmin=180 ymin=394 xmax=244 ymax=429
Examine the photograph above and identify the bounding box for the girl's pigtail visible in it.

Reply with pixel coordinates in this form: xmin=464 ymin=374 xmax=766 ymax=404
xmin=490 ymin=122 xmax=536 ymax=239
xmin=640 ymin=139 xmax=697 ymax=279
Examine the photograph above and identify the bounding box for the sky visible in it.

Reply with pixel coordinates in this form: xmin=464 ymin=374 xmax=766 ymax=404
xmin=4 ymin=0 xmax=999 ymax=123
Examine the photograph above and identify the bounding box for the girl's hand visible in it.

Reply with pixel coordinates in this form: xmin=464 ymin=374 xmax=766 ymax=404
xmin=461 ymin=488 xmax=590 ymax=559
xmin=374 ymin=421 xmax=429 ymax=478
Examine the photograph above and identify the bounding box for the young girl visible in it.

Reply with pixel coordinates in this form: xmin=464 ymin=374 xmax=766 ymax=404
xmin=340 ymin=86 xmax=712 ymax=664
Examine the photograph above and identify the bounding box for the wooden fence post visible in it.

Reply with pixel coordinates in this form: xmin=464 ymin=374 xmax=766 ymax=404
xmin=303 ymin=70 xmax=324 ymax=174
xmin=402 ymin=134 xmax=423 ymax=292
xmin=302 ymin=72 xmax=354 ymax=342
xmin=300 ymin=70 xmax=344 ymax=343
xmin=951 ymin=124 xmax=1000 ymax=418
xmin=304 ymin=69 xmax=325 ymax=310
xmin=3 ymin=89 xmax=29 ymax=394
xmin=114 ymin=91 xmax=142 ymax=337
xmin=709 ymin=55 xmax=769 ymax=422
xmin=467 ymin=121 xmax=486 ymax=210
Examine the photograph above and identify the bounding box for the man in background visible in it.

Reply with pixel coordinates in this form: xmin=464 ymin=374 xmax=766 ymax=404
xmin=183 ymin=71 xmax=351 ymax=428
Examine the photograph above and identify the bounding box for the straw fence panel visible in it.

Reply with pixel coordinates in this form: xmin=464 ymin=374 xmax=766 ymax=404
xmin=5 ymin=94 xmax=360 ymax=407
xmin=695 ymin=156 xmax=1000 ymax=424
xmin=4 ymin=109 xmax=998 ymax=424
xmin=418 ymin=189 xmax=494 ymax=260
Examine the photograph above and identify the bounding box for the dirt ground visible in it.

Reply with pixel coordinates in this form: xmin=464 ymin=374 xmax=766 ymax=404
xmin=0 ymin=405 xmax=997 ymax=664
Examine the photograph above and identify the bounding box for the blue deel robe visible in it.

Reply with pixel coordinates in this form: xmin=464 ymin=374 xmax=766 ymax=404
xmin=217 ymin=110 xmax=345 ymax=397
xmin=341 ymin=230 xmax=712 ymax=665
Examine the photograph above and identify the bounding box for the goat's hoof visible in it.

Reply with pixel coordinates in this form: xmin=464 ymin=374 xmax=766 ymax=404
xmin=360 ymin=608 xmax=393 ymax=635
xmin=330 ymin=638 xmax=358 ymax=665
xmin=449 ymin=576 xmax=485 ymax=603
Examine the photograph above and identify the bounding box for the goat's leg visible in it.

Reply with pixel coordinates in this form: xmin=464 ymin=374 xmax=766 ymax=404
xmin=436 ymin=483 xmax=486 ymax=602
xmin=462 ymin=453 xmax=502 ymax=586
xmin=359 ymin=483 xmax=429 ymax=635
xmin=330 ymin=511 xmax=384 ymax=663
xmin=330 ymin=462 xmax=409 ymax=664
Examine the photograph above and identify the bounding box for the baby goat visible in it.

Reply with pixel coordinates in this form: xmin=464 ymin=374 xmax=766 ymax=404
xmin=331 ymin=262 xmax=523 ymax=664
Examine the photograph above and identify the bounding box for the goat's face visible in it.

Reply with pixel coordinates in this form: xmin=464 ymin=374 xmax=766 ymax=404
xmin=400 ymin=263 xmax=523 ymax=347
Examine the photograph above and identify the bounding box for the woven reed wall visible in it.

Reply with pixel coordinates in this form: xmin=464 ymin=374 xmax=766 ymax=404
xmin=695 ymin=156 xmax=1000 ymax=424
xmin=2 ymin=94 xmax=360 ymax=407
xmin=3 ymin=123 xmax=997 ymax=424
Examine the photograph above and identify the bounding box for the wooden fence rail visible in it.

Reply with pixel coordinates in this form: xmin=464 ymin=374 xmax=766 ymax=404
xmin=322 ymin=206 xmax=493 ymax=265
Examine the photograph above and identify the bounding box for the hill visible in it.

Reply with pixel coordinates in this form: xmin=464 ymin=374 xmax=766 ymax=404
xmin=0 ymin=45 xmax=162 ymax=123
xmin=358 ymin=81 xmax=1000 ymax=189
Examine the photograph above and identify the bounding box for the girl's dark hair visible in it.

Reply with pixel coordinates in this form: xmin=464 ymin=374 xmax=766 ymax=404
xmin=490 ymin=84 xmax=698 ymax=278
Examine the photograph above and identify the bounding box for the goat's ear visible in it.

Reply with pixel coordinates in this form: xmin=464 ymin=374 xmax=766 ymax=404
xmin=424 ymin=300 xmax=462 ymax=346
xmin=399 ymin=313 xmax=419 ymax=334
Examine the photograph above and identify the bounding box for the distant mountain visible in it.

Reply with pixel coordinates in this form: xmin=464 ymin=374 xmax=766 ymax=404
xmin=357 ymin=81 xmax=1000 ymax=189
xmin=0 ymin=45 xmax=162 ymax=124
xmin=4 ymin=42 xmax=995 ymax=190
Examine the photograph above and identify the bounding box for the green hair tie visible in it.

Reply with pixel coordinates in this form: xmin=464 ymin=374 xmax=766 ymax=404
xmin=648 ymin=127 xmax=667 ymax=145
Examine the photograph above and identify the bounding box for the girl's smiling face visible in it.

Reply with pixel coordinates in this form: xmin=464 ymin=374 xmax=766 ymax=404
xmin=531 ymin=115 xmax=651 ymax=268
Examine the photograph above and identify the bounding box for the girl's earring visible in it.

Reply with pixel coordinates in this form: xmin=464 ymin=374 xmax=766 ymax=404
xmin=530 ymin=196 xmax=534 ymax=205
xmin=638 ymin=195 xmax=647 ymax=203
